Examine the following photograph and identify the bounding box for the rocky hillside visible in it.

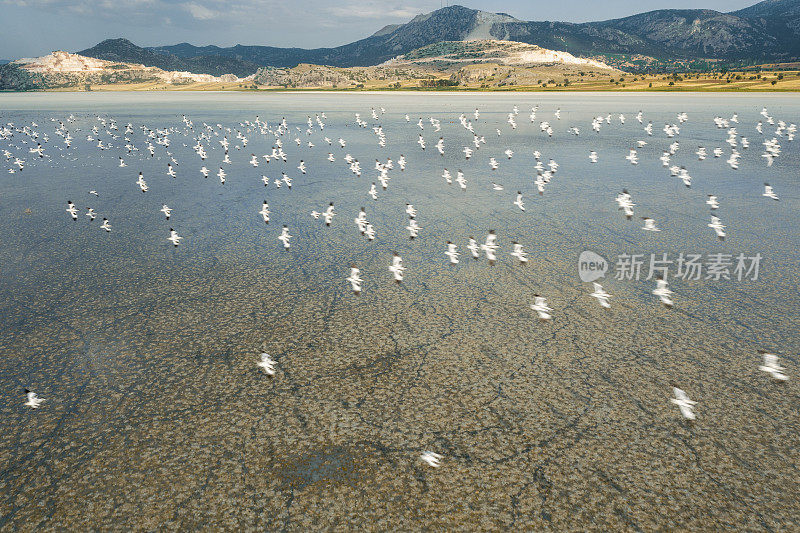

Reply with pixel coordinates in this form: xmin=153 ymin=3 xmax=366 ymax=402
xmin=0 ymin=51 xmax=244 ymax=90
xmin=252 ymin=64 xmax=427 ymax=88
xmin=250 ymin=41 xmax=618 ymax=89
xmin=78 ymin=39 xmax=259 ymax=77
xmin=84 ymin=0 xmax=800 ymax=71
xmin=388 ymin=40 xmax=616 ymax=70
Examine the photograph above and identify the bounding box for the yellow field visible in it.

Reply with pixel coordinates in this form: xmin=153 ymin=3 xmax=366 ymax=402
xmin=40 ymin=70 xmax=800 ymax=92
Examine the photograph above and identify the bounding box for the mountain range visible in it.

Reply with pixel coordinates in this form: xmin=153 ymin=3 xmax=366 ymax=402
xmin=75 ymin=0 xmax=800 ymax=76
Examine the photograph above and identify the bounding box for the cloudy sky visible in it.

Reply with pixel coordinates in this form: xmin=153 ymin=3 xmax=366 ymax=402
xmin=1 ymin=0 xmax=757 ymax=59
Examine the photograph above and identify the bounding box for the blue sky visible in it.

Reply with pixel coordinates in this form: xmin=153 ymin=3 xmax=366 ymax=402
xmin=0 ymin=0 xmax=758 ymax=59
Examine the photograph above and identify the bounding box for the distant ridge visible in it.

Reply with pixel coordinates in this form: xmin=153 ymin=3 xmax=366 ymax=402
xmin=76 ymin=0 xmax=800 ymax=74
xmin=78 ymin=38 xmax=259 ymax=77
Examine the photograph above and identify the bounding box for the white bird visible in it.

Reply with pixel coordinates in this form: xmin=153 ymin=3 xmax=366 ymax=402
xmin=513 ymin=191 xmax=525 ymax=211
xmin=763 ymin=183 xmax=779 ymax=200
xmin=641 ymin=217 xmax=660 ymax=232
xmin=136 ymin=173 xmax=148 ymax=192
xmin=24 ymin=389 xmax=44 ymax=408
xmin=445 ymin=241 xmax=459 ymax=264
xmin=406 ymin=217 xmax=421 ymax=239
xmin=66 ymin=201 xmax=78 ymax=220
xmin=530 ymin=295 xmax=553 ymax=321
xmin=259 ymin=201 xmax=270 ymax=224
xmin=160 ymin=205 xmax=172 ymax=220
xmin=455 ymin=170 xmax=467 ymax=190
xmin=696 ymin=146 xmax=707 ymax=160
xmin=442 ymin=169 xmax=452 ymax=184
xmin=653 ymin=278 xmax=673 ymax=308
xmin=257 ymin=353 xmax=276 ymax=376
xmin=217 ymin=167 xmax=226 ymax=184
xmin=100 ymin=218 xmax=111 ymax=232
xmin=278 ymin=226 xmax=292 ymax=249
xmin=323 ymin=202 xmax=335 ymax=226
xmin=590 ymin=282 xmax=611 ymax=308
xmin=708 ymin=216 xmax=726 ymax=241
xmin=168 ymin=228 xmax=182 ymax=246
xmin=671 ymin=386 xmax=696 ymax=420
xmin=615 ymin=190 xmax=635 ymax=219
xmin=420 ymin=451 xmax=442 ymax=468
xmin=389 ymin=253 xmax=405 ymax=283
xmin=346 ymin=266 xmax=363 ymax=295
xmin=758 ymin=351 xmax=788 ymax=381
xmin=678 ymin=167 xmax=692 ymax=188
xmin=86 ymin=207 xmax=96 ymax=221
xmin=510 ymin=242 xmax=528 ymax=263
xmin=706 ymin=195 xmax=719 ymax=210
xmin=467 ymin=237 xmax=480 ymax=259
xmin=355 ymin=207 xmax=368 ymax=234
xmin=297 ymin=160 xmax=306 ymax=174
xmin=481 ymin=231 xmax=498 ymax=264
xmin=534 ymin=174 xmax=547 ymax=195
xmin=589 ymin=151 xmax=598 ymax=163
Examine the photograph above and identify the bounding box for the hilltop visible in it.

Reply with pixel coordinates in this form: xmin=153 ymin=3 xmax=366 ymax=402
xmin=74 ymin=0 xmax=800 ymax=73
xmin=0 ymin=51 xmax=247 ymax=91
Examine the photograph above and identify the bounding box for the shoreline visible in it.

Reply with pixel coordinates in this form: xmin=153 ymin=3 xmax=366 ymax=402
xmin=2 ymin=86 xmax=800 ymax=94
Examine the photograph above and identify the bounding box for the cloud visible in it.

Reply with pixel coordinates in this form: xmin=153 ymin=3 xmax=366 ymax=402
xmin=326 ymin=1 xmax=423 ymax=20
xmin=182 ymin=1 xmax=217 ymax=19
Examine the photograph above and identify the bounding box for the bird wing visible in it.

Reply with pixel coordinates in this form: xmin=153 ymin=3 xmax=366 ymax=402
xmin=673 ymin=388 xmax=690 ymax=402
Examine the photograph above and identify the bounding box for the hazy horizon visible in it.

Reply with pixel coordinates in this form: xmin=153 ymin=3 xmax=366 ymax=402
xmin=1 ymin=0 xmax=758 ymax=59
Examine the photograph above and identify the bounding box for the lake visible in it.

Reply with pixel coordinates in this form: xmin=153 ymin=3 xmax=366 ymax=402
xmin=0 ymin=91 xmax=798 ymax=529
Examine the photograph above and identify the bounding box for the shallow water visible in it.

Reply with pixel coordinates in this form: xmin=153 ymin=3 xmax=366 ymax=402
xmin=0 ymin=92 xmax=798 ymax=529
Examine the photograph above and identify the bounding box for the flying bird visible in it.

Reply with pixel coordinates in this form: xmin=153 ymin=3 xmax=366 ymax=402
xmin=257 ymin=353 xmax=276 ymax=376
xmin=24 ymin=389 xmax=44 ymax=408
xmin=389 ymin=253 xmax=405 ymax=283
xmin=758 ymin=351 xmax=788 ymax=381
xmin=670 ymin=386 xmax=696 ymax=420
xmin=590 ymin=283 xmax=611 ymax=308
xmin=530 ymin=295 xmax=553 ymax=321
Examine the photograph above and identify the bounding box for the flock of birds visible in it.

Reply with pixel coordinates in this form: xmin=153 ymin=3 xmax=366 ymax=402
xmin=3 ymin=100 xmax=794 ymax=468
